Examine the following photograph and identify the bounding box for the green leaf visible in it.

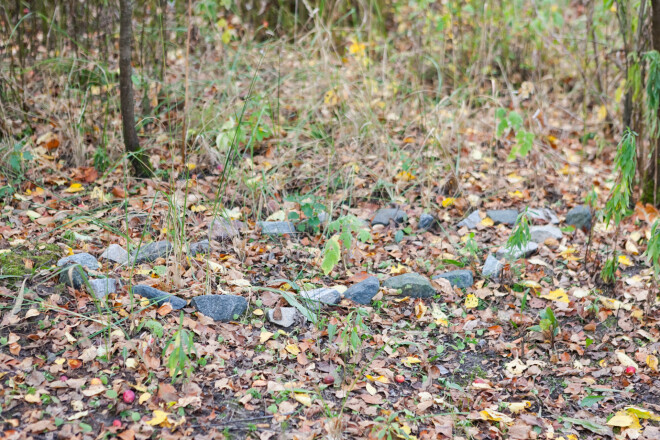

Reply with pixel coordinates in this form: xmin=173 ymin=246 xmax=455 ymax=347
xmin=106 ymin=389 xmax=118 ymax=399
xmin=321 ymin=236 xmax=341 ymax=276
xmin=580 ymin=395 xmax=605 ymax=407
xmin=144 ymin=319 xmax=164 ymax=338
xmin=560 ymin=417 xmax=611 ymax=435
xmin=394 ymin=230 xmax=404 ymax=243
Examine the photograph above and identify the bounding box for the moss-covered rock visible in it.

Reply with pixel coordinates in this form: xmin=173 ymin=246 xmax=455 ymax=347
xmin=0 ymin=243 xmax=61 ymax=282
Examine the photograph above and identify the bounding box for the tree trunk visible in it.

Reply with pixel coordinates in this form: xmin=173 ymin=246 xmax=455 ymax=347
xmin=119 ymin=0 xmax=152 ymax=178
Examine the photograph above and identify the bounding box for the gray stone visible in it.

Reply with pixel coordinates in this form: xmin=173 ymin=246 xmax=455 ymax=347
xmin=383 ymin=273 xmax=435 ymax=298
xmin=99 ymin=244 xmax=129 ymax=264
xmin=131 ymin=285 xmax=186 ymax=310
xmin=482 ymin=253 xmax=503 ymax=280
xmin=209 ymin=218 xmax=245 ymax=241
xmin=496 ymin=242 xmax=538 ymax=260
xmin=433 ymin=270 xmax=474 ymax=289
xmin=57 ymin=253 xmax=99 ymax=270
xmin=565 ymin=205 xmax=592 ymax=231
xmin=371 ymin=208 xmax=407 ymax=227
xmin=317 ymin=211 xmax=331 ymax=224
xmin=528 ymin=208 xmax=559 ymax=224
xmin=418 ymin=213 xmax=436 ymax=230
xmin=344 ymin=276 xmax=380 ymax=305
xmin=189 ymin=240 xmax=210 ymax=256
xmin=529 ymin=225 xmax=563 ymax=243
xmin=130 ymin=241 xmax=173 ymax=264
xmin=267 ymin=307 xmax=304 ymax=327
xmin=457 ymin=211 xmax=481 ymax=229
xmin=88 ymin=278 xmax=117 ymax=299
xmin=191 ymin=294 xmax=247 ymax=321
xmin=59 ymin=265 xmax=89 ymax=290
xmin=299 ymin=287 xmax=341 ymax=306
xmin=486 ymin=209 xmax=519 ymax=225
xmin=258 ymin=221 xmax=297 ymax=235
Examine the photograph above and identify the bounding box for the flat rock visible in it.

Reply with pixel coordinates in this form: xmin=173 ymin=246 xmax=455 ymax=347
xmin=565 ymin=205 xmax=592 ymax=231
xmin=209 ymin=218 xmax=244 ymax=241
xmin=383 ymin=273 xmax=435 ymax=298
xmin=258 ymin=221 xmax=297 ymax=235
xmin=486 ymin=209 xmax=519 ymax=225
xmin=130 ymin=241 xmax=173 ymax=264
xmin=57 ymin=253 xmax=100 ymax=270
xmin=344 ymin=276 xmax=380 ymax=305
xmin=529 ymin=225 xmax=563 ymax=243
xmin=267 ymin=307 xmax=304 ymax=327
xmin=371 ymin=208 xmax=407 ymax=227
xmin=99 ymin=244 xmax=129 ymax=264
xmin=191 ymin=294 xmax=247 ymax=321
xmin=457 ymin=211 xmax=481 ymax=229
xmin=433 ymin=270 xmax=474 ymax=289
xmin=528 ymin=208 xmax=559 ymax=224
xmin=299 ymin=287 xmax=341 ymax=306
xmin=189 ymin=240 xmax=210 ymax=256
xmin=496 ymin=242 xmax=538 ymax=260
xmin=482 ymin=253 xmax=503 ymax=280
xmin=131 ymin=285 xmax=186 ymax=310
xmin=88 ymin=278 xmax=117 ymax=299
xmin=418 ymin=213 xmax=437 ymax=230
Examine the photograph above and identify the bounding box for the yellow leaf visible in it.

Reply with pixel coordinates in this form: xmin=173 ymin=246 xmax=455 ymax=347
xmin=442 ymin=197 xmax=455 ymax=207
xmin=597 ymin=105 xmax=608 ymax=122
xmin=260 ymin=331 xmax=274 ymax=343
xmin=348 ymin=40 xmax=366 ymax=57
xmin=64 ymin=183 xmax=84 ymax=193
xmin=285 ymin=344 xmax=300 ymax=356
xmin=395 ymin=170 xmax=416 ymax=182
xmin=190 ymin=204 xmax=207 ymax=212
xmin=506 ymin=401 xmax=531 ymax=414
xmin=540 ymin=288 xmax=569 ymax=303
xmin=481 ymin=217 xmax=495 ymax=227
xmin=606 ymin=411 xmax=635 ymax=427
xmin=25 ymin=393 xmax=41 ymax=404
xmin=390 ymin=264 xmax=407 ymax=275
xmin=415 ymin=301 xmax=427 ymax=319
xmin=518 ymin=280 xmax=541 ymax=290
xmin=186 ymin=163 xmax=196 ymax=170
xmin=508 ymin=190 xmax=524 ymax=199
xmin=464 ymin=294 xmax=479 ymax=309
xmin=206 ymin=260 xmax=225 ymax=273
xmin=646 ymin=355 xmax=658 ymax=371
xmin=253 ymin=309 xmax=264 ymax=316
xmin=618 ymin=254 xmax=633 ymax=267
xmin=506 ymin=172 xmax=524 ymax=184
xmin=431 ymin=304 xmax=449 ymax=327
xmin=626 ymin=406 xmax=660 ymax=421
xmin=146 ymin=410 xmax=169 ymax=426
xmin=139 ymin=392 xmax=151 ymax=404
xmin=480 ymin=408 xmax=514 ymax=424
xmin=324 ymin=90 xmax=339 ymax=106
xmin=293 ymin=392 xmax=312 ymax=407
xmin=365 ymin=375 xmax=389 ymax=384
xmin=402 ymin=356 xmax=421 ymax=365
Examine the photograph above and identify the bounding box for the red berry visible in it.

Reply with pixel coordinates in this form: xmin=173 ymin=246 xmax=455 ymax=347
xmin=394 ymin=375 xmax=405 ymax=383
xmin=122 ymin=390 xmax=135 ymax=404
xmin=322 ymin=374 xmax=335 ymax=385
xmin=625 ymin=366 xmax=636 ymax=375
xmin=112 ymin=419 xmax=122 ymax=428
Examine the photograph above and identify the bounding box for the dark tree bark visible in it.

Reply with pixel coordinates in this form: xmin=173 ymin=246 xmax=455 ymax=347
xmin=119 ymin=0 xmax=152 ymax=178
xmin=642 ymin=0 xmax=660 ymax=204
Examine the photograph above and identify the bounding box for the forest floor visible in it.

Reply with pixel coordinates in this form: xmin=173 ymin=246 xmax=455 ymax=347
xmin=2 ymin=14 xmax=660 ymax=440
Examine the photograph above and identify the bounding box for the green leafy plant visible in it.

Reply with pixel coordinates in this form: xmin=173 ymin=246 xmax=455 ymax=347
xmin=287 ymin=195 xmax=328 ymax=234
xmin=0 ymin=141 xmax=33 ymax=199
xmin=164 ymin=312 xmax=197 ymax=383
xmin=505 ymin=209 xmax=531 ymax=261
xmin=338 ymin=308 xmax=370 ymax=360
xmin=495 ymin=108 xmax=535 ymax=160
xmin=601 ymin=128 xmax=636 ymax=284
xmin=644 ymin=219 xmax=660 ymax=303
xmin=529 ymin=306 xmax=560 ymax=350
xmin=321 ymin=215 xmax=371 ymax=275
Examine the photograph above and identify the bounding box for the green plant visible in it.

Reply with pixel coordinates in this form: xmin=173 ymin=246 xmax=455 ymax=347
xmin=163 ymin=312 xmax=197 ymax=383
xmin=644 ymin=219 xmax=660 ymax=303
xmin=321 ymin=215 xmax=371 ymax=275
xmin=529 ymin=306 xmax=560 ymax=350
xmin=600 ymin=128 xmax=636 ymax=284
xmin=287 ymin=195 xmax=328 ymax=234
xmin=495 ymin=109 xmax=535 ymax=161
xmin=0 ymin=141 xmax=33 ymax=198
xmin=371 ymin=411 xmax=415 ymax=440
xmin=339 ymin=308 xmax=370 ymax=360
xmin=505 ymin=209 xmax=531 ymax=261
